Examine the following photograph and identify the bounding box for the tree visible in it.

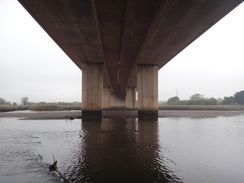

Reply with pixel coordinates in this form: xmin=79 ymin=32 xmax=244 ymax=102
xmin=217 ymin=98 xmax=223 ymax=105
xmin=234 ymin=90 xmax=244 ymax=105
xmin=205 ymin=97 xmax=217 ymax=105
xmin=21 ymin=97 xmax=29 ymax=105
xmin=167 ymin=96 xmax=180 ymax=105
xmin=188 ymin=93 xmax=206 ymax=105
xmin=222 ymin=96 xmax=236 ymax=105
xmin=4 ymin=101 xmax=11 ymax=105
xmin=0 ymin=98 xmax=5 ymax=105
xmin=13 ymin=102 xmax=17 ymax=106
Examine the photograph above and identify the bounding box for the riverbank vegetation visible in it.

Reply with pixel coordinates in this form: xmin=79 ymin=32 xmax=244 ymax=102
xmin=1 ymin=91 xmax=243 ymax=112
xmin=160 ymin=91 xmax=244 ymax=106
xmin=0 ymin=105 xmax=28 ymax=112
xmin=158 ymin=105 xmax=244 ymax=110
xmin=0 ymin=97 xmax=81 ymax=112
xmin=0 ymin=104 xmax=81 ymax=112
xmin=158 ymin=91 xmax=244 ymax=110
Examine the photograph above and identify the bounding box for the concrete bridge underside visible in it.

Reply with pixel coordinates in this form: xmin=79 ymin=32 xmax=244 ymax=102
xmin=18 ymin=0 xmax=243 ymax=118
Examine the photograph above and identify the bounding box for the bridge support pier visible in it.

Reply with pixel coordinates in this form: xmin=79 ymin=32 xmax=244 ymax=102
xmin=102 ymin=86 xmax=111 ymax=110
xmin=137 ymin=65 xmax=158 ymax=120
xmin=103 ymin=86 xmax=136 ymax=110
xmin=82 ymin=63 xmax=103 ymax=121
xmin=125 ymin=87 xmax=136 ymax=109
xmin=103 ymin=87 xmax=124 ymax=109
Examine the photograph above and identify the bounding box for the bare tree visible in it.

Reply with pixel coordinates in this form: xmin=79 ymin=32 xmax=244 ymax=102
xmin=21 ymin=97 xmax=29 ymax=105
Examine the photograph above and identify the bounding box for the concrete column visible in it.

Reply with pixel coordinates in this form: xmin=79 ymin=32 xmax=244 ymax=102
xmin=82 ymin=63 xmax=103 ymax=120
xmin=137 ymin=65 xmax=158 ymax=120
xmin=110 ymin=92 xmax=123 ymax=107
xmin=125 ymin=87 xmax=136 ymax=109
xmin=103 ymin=86 xmax=124 ymax=109
xmin=103 ymin=86 xmax=111 ymax=110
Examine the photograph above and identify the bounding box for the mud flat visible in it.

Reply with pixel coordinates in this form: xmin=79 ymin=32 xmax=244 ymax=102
xmin=0 ymin=109 xmax=243 ymax=120
xmin=0 ymin=110 xmax=82 ymax=120
xmin=158 ymin=110 xmax=244 ymax=118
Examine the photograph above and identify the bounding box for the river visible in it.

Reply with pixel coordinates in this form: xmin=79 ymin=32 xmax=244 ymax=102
xmin=0 ymin=114 xmax=244 ymax=183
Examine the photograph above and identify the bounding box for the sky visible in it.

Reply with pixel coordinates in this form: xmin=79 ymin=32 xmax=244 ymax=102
xmin=0 ymin=0 xmax=243 ymax=104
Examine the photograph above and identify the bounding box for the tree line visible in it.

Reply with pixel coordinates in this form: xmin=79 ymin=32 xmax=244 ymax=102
xmin=1 ymin=90 xmax=244 ymax=107
xmin=0 ymin=97 xmax=81 ymax=106
xmin=164 ymin=90 xmax=244 ymax=105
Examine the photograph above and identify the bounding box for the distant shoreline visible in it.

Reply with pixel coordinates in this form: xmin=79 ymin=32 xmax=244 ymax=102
xmin=1 ymin=104 xmax=244 ymax=112
xmin=0 ymin=109 xmax=243 ymax=120
xmin=158 ymin=105 xmax=244 ymax=110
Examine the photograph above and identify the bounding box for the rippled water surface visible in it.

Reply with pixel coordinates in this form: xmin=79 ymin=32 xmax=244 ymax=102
xmin=0 ymin=114 xmax=244 ymax=183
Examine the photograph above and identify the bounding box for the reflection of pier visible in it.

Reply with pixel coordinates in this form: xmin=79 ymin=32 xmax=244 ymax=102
xmin=66 ymin=118 xmax=181 ymax=183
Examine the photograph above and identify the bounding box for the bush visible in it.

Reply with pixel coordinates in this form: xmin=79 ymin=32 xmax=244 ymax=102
xmin=167 ymin=96 xmax=180 ymax=105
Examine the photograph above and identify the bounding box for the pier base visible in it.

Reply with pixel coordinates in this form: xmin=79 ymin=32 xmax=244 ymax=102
xmin=138 ymin=110 xmax=158 ymax=121
xmin=82 ymin=110 xmax=102 ymax=122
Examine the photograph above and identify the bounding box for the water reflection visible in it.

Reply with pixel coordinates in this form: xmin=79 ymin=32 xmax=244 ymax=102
xmin=2 ymin=115 xmax=244 ymax=182
xmin=65 ymin=118 xmax=181 ymax=183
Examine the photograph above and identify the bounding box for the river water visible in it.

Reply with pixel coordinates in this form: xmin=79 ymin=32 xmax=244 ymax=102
xmin=0 ymin=114 xmax=244 ymax=183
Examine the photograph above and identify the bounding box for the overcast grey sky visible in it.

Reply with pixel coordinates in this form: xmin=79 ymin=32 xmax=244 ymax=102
xmin=0 ymin=0 xmax=243 ymax=103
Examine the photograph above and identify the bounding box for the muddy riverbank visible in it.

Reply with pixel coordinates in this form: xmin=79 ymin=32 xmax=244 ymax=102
xmin=0 ymin=110 xmax=243 ymax=120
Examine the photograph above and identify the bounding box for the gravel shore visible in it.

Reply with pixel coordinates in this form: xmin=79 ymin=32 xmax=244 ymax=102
xmin=0 ymin=110 xmax=243 ymax=120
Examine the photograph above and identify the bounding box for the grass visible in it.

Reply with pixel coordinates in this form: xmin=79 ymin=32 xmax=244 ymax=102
xmin=0 ymin=105 xmax=81 ymax=112
xmin=0 ymin=105 xmax=28 ymax=112
xmin=29 ymin=104 xmax=81 ymax=111
xmin=1 ymin=104 xmax=244 ymax=112
xmin=158 ymin=105 xmax=244 ymax=110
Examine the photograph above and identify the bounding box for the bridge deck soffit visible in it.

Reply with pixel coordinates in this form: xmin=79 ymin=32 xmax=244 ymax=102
xmin=18 ymin=0 xmax=243 ymax=98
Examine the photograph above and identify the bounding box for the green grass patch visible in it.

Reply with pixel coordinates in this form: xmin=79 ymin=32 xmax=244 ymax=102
xmin=29 ymin=105 xmax=81 ymax=111
xmin=29 ymin=105 xmax=61 ymax=111
xmin=158 ymin=105 xmax=244 ymax=110
xmin=0 ymin=104 xmax=81 ymax=112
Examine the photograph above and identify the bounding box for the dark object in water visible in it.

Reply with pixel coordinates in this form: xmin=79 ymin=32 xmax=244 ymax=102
xmin=49 ymin=155 xmax=57 ymax=171
xmin=48 ymin=155 xmax=69 ymax=182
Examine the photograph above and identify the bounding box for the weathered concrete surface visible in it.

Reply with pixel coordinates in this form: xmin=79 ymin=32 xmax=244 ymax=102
xmin=82 ymin=63 xmax=103 ymax=110
xmin=18 ymin=0 xmax=243 ymax=99
xmin=137 ymin=65 xmax=158 ymax=119
xmin=102 ymin=86 xmax=112 ymax=109
xmin=137 ymin=65 xmax=158 ymax=111
xmin=103 ymin=87 xmax=136 ymax=109
xmin=125 ymin=87 xmax=136 ymax=109
xmin=103 ymin=86 xmax=124 ymax=109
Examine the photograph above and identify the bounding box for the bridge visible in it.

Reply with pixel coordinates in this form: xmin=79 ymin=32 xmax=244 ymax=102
xmin=18 ymin=0 xmax=243 ymax=119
